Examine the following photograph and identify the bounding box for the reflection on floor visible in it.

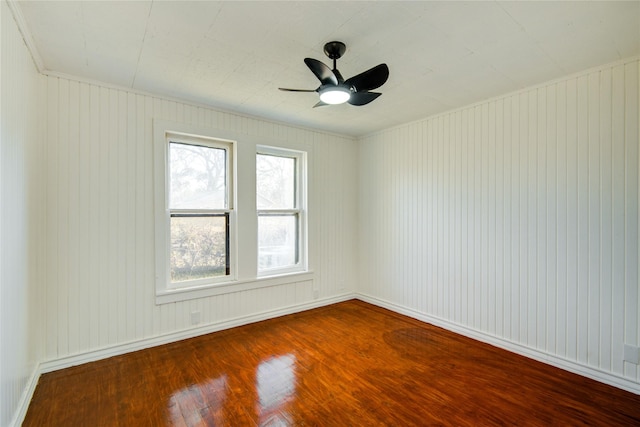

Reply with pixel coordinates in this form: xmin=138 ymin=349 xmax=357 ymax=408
xmin=23 ymin=300 xmax=640 ymax=426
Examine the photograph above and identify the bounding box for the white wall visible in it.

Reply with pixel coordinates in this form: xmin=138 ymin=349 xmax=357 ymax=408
xmin=0 ymin=1 xmax=44 ymax=425
xmin=358 ymin=58 xmax=640 ymax=392
xmin=39 ymin=75 xmax=358 ymax=365
xmin=4 ymin=7 xmax=638 ymax=422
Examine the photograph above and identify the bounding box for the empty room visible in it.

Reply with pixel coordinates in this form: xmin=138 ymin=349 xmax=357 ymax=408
xmin=2 ymin=1 xmax=640 ymax=425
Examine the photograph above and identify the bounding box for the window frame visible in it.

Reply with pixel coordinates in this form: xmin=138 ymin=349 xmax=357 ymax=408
xmin=256 ymin=145 xmax=307 ymax=277
xmin=155 ymin=125 xmax=237 ymax=299
xmin=154 ymin=120 xmax=312 ymax=305
xmin=167 ymin=136 xmax=234 ymax=288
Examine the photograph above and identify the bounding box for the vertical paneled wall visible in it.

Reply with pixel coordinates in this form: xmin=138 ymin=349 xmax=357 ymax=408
xmin=41 ymin=75 xmax=358 ymax=362
xmin=0 ymin=1 xmax=44 ymax=425
xmin=359 ymin=58 xmax=640 ymax=385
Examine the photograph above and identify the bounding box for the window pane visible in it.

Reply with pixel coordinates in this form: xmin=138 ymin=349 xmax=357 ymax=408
xmin=256 ymin=154 xmax=295 ymax=209
xmin=258 ymin=215 xmax=297 ymax=270
xmin=170 ymin=142 xmax=226 ymax=209
xmin=170 ymin=215 xmax=228 ymax=282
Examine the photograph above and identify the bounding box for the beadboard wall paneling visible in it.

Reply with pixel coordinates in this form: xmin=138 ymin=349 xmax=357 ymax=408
xmin=41 ymin=75 xmax=358 ymax=361
xmin=0 ymin=1 xmax=44 ymax=425
xmin=358 ymin=58 xmax=640 ymax=386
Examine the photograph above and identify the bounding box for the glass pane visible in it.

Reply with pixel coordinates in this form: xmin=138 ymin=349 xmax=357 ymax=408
xmin=170 ymin=215 xmax=228 ymax=282
xmin=256 ymin=154 xmax=295 ymax=209
xmin=258 ymin=215 xmax=297 ymax=271
xmin=170 ymin=142 xmax=226 ymax=209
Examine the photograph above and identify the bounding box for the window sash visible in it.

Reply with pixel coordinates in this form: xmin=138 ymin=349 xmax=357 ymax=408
xmin=166 ymin=135 xmax=234 ymax=289
xmin=168 ymin=136 xmax=234 ymax=210
xmin=256 ymin=145 xmax=305 ymax=276
xmin=170 ymin=212 xmax=230 ymax=278
xmin=256 ymin=153 xmax=297 ymax=210
xmin=257 ymin=211 xmax=300 ymax=272
xmin=169 ymin=142 xmax=229 ymax=210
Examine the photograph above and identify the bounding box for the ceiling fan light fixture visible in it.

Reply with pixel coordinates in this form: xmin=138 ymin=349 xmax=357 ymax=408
xmin=319 ymin=86 xmax=351 ymax=104
xmin=279 ymin=41 xmax=389 ymax=108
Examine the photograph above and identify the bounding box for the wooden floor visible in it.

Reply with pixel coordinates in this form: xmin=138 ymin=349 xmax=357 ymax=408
xmin=24 ymin=300 xmax=640 ymax=426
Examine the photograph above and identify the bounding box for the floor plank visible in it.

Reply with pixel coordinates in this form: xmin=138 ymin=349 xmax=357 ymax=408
xmin=24 ymin=300 xmax=640 ymax=426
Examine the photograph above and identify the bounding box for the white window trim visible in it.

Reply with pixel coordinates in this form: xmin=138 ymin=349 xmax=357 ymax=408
xmin=257 ymin=145 xmax=308 ymax=278
xmin=154 ymin=120 xmax=238 ymax=302
xmin=153 ymin=121 xmax=312 ymax=305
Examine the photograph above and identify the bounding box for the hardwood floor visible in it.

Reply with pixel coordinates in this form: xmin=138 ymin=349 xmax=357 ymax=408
xmin=24 ymin=300 xmax=640 ymax=426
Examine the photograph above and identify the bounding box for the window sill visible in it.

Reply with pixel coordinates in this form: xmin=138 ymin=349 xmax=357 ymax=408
xmin=155 ymin=270 xmax=315 ymax=305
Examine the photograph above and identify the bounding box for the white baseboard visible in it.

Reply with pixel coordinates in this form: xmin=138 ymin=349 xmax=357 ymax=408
xmin=18 ymin=290 xmax=638 ymax=427
xmin=9 ymin=364 xmax=40 ymax=427
xmin=13 ymin=293 xmax=353 ymax=427
xmin=356 ymin=292 xmax=640 ymax=396
xmin=39 ymin=292 xmax=355 ymax=373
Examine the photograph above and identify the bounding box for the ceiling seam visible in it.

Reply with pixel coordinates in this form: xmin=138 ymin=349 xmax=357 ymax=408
xmin=131 ymin=0 xmax=154 ymax=89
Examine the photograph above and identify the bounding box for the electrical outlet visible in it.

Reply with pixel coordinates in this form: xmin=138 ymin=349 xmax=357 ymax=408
xmin=191 ymin=311 xmax=201 ymax=325
xmin=623 ymin=344 xmax=639 ymax=364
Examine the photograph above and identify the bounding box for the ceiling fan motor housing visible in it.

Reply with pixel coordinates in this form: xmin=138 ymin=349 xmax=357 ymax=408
xmin=323 ymin=41 xmax=346 ymax=60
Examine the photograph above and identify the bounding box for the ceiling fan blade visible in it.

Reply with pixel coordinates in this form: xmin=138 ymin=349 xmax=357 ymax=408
xmin=348 ymin=91 xmax=381 ymax=106
xmin=304 ymin=58 xmax=338 ymax=86
xmin=279 ymin=88 xmax=317 ymax=92
xmin=344 ymin=64 xmax=389 ymax=92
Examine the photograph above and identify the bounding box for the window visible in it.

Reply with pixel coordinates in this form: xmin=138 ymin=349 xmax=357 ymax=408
xmin=155 ymin=121 xmax=311 ymax=304
xmin=257 ymin=147 xmax=306 ymax=275
xmin=164 ymin=133 xmax=235 ymax=288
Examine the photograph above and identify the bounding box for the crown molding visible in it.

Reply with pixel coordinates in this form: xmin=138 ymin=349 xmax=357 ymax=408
xmin=5 ymin=0 xmax=45 ymax=73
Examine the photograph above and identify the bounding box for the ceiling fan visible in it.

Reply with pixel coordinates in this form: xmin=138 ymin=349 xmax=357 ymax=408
xmin=279 ymin=41 xmax=389 ymax=107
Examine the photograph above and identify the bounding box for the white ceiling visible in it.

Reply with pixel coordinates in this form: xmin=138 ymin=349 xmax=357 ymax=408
xmin=15 ymin=1 xmax=640 ymax=137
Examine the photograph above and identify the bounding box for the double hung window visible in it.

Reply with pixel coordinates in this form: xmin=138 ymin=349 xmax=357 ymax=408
xmin=167 ymin=135 xmax=234 ymax=287
xmin=155 ymin=122 xmax=308 ymax=303
xmin=257 ymin=147 xmax=306 ymax=275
